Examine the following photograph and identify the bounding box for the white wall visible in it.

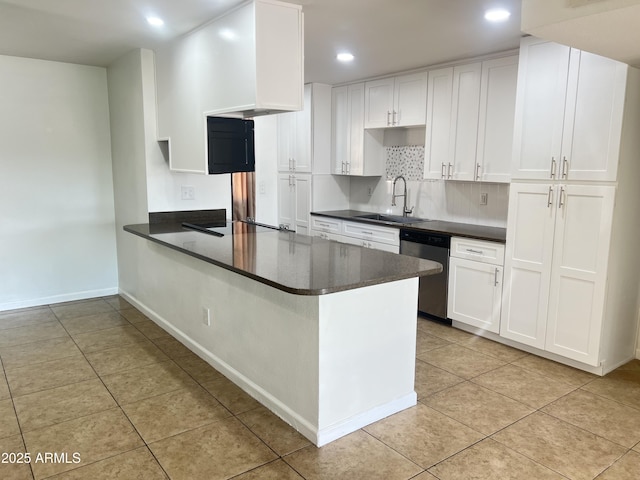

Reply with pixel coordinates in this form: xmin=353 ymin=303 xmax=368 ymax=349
xmin=349 ymin=177 xmax=509 ymax=227
xmin=0 ymin=55 xmax=118 ymax=310
xmin=254 ymin=115 xmax=279 ymax=226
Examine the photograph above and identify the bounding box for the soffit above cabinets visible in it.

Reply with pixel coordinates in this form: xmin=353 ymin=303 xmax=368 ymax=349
xmin=521 ymin=0 xmax=640 ymax=67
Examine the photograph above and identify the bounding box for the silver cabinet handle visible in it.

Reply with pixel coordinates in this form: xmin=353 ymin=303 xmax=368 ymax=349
xmin=346 ymin=162 xmax=351 ymax=174
xmin=387 ymin=111 xmax=391 ymax=126
xmin=547 ymin=185 xmax=553 ymax=208
xmin=393 ymin=110 xmax=398 ymax=126
xmin=292 ymin=158 xmax=296 ymax=171
xmin=342 ymin=162 xmax=346 ymax=174
xmin=494 ymin=267 xmax=499 ymax=286
xmin=361 ymin=230 xmax=373 ymax=235
xmin=558 ymin=186 xmax=565 ymax=209
xmin=466 ymin=248 xmax=483 ymax=255
xmin=448 ymin=163 xmax=453 ymax=179
xmin=441 ymin=163 xmax=447 ymax=179
xmin=475 ymin=163 xmax=481 ymax=181
xmin=562 ymin=157 xmax=569 ymax=179
xmin=550 ymin=157 xmax=557 ymax=179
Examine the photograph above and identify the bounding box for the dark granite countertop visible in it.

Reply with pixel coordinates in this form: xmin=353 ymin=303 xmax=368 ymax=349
xmin=124 ymin=221 xmax=442 ymax=296
xmin=312 ymin=210 xmax=506 ymax=243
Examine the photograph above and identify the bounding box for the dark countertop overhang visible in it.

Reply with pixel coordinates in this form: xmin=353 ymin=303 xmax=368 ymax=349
xmin=124 ymin=221 xmax=442 ymax=296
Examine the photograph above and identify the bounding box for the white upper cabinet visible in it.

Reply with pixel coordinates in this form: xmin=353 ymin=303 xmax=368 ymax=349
xmin=512 ymin=36 xmax=627 ymax=181
xmin=364 ymin=72 xmax=427 ymax=128
xmin=424 ymin=58 xmax=515 ymax=182
xmin=448 ymin=63 xmax=482 ymax=181
xmin=332 ymin=83 xmax=384 ymax=176
xmin=277 ymin=83 xmax=331 ymax=174
xmin=277 ymin=85 xmax=312 ymax=173
xmin=476 ymin=55 xmax=519 ymax=183
xmin=156 ymin=0 xmax=303 ymax=173
xmin=424 ymin=67 xmax=454 ymax=180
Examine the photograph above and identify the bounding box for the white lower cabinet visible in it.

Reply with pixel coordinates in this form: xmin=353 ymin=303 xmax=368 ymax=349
xmin=310 ymin=216 xmax=400 ymax=253
xmin=278 ymin=174 xmax=311 ymax=234
xmin=448 ymin=237 xmax=505 ymax=334
xmin=500 ymin=182 xmax=615 ymax=366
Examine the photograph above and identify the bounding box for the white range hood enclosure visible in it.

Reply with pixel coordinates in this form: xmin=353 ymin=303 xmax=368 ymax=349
xmin=521 ymin=0 xmax=640 ymax=67
xmin=156 ymin=0 xmax=304 ymax=174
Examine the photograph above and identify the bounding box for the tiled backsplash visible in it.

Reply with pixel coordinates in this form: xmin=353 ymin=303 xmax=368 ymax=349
xmin=385 ymin=146 xmax=425 ymax=181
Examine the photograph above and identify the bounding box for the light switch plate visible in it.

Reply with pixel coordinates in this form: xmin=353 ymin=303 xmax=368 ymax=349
xmin=480 ymin=193 xmax=488 ymax=205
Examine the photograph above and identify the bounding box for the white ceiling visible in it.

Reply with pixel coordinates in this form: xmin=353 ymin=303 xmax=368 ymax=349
xmin=0 ymin=0 xmax=523 ymax=85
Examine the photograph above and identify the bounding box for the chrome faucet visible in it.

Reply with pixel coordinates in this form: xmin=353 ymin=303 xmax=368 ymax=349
xmin=391 ymin=175 xmax=413 ymax=217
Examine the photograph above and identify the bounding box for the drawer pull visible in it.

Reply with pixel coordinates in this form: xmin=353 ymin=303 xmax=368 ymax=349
xmin=466 ymin=248 xmax=484 ymax=255
xmin=361 ymin=231 xmax=374 ymax=235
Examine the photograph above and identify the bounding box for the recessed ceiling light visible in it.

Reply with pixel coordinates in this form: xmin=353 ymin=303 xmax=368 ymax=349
xmin=484 ymin=8 xmax=511 ymax=22
xmin=147 ymin=16 xmax=165 ymax=27
xmin=337 ymin=52 xmax=354 ymax=62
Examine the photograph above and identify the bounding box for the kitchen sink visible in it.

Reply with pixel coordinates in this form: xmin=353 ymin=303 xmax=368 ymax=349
xmin=354 ymin=214 xmax=427 ymax=224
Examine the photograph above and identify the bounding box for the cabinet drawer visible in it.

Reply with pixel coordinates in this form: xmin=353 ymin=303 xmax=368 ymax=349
xmin=311 ymin=216 xmax=342 ymax=234
xmin=450 ymin=237 xmax=504 ymax=265
xmin=342 ymin=220 xmax=399 ymax=246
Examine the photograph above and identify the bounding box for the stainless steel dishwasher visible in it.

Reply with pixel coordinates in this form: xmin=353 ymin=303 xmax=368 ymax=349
xmin=400 ymin=229 xmax=451 ymax=322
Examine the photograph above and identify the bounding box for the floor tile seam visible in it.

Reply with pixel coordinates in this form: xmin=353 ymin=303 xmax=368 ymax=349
xmin=490 ymin=410 xmax=629 ymax=465
xmin=233 ymin=407 xmax=307 ymax=458
xmin=0 ymin=329 xmax=71 ymax=350
xmin=19 ymin=405 xmax=126 ymax=439
xmin=9 ymin=375 xmax=104 ymax=402
xmin=474 ymin=360 xmax=582 ymax=391
xmin=431 ymin=434 xmax=572 ymax=480
xmin=505 ymin=361 xmax=595 ymax=389
xmin=468 ymin=375 xmax=582 ymax=410
xmin=17 ymin=398 xmax=122 ymax=436
xmin=37 ymin=444 xmax=154 ymax=480
xmin=423 ymin=380 xmax=536 ymax=427
xmin=578 ymin=384 xmax=640 ymax=412
xmin=60 ymin=316 xmax=138 ymax=337
xmin=226 ymin=458 xmax=302 ymax=480
xmin=0 ymin=318 xmax=62 ymax=333
xmin=1 ymin=352 xmax=85 ymax=372
xmin=540 ymin=400 xmax=640 ymax=450
xmin=356 ymin=428 xmax=428 ymax=472
xmin=229 ymin=414 xmax=285 ymax=462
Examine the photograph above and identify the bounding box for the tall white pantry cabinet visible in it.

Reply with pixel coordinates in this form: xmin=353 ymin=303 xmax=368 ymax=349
xmin=500 ymin=36 xmax=640 ymax=373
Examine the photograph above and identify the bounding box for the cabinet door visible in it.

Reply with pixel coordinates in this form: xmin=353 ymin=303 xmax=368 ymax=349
xmin=512 ymin=38 xmax=571 ymax=180
xmin=364 ymin=78 xmax=394 ymax=128
xmin=293 ymin=174 xmax=312 ymax=235
xmin=424 ymin=67 xmax=453 ymax=180
xmin=448 ymin=257 xmax=502 ymax=334
xmin=293 ymin=85 xmax=312 ymax=172
xmin=500 ymin=183 xmax=557 ymax=348
xmin=545 ymin=185 xmax=614 ymax=365
xmin=450 ymin=63 xmax=481 ymax=181
xmin=331 ymin=86 xmax=349 ymax=175
xmin=477 ymin=56 xmax=518 ymax=183
xmin=560 ymin=51 xmax=626 ymax=182
xmin=394 ymin=72 xmax=427 ymax=127
xmin=348 ymin=83 xmax=366 ymax=175
xmin=277 ymin=174 xmax=294 ymax=229
xmin=277 ymin=112 xmax=296 ymax=172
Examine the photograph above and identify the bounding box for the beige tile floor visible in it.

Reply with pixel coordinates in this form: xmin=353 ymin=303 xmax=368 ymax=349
xmin=0 ymin=297 xmax=639 ymax=479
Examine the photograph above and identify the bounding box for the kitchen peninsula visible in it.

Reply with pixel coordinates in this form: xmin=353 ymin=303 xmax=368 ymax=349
xmin=124 ymin=212 xmax=441 ymax=447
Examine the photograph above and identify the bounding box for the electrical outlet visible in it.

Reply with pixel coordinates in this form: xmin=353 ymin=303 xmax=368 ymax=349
xmin=202 ymin=307 xmax=211 ymax=326
xmin=259 ymin=181 xmax=266 ymax=194
xmin=480 ymin=193 xmax=488 ymax=205
xmin=181 ymin=185 xmax=195 ymax=200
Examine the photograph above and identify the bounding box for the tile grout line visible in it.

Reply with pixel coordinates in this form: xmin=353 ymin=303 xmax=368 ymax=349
xmin=46 ymin=300 xmax=175 ymax=480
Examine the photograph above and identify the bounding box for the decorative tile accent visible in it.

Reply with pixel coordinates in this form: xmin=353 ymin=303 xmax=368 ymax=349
xmin=386 ymin=146 xmax=425 ymax=181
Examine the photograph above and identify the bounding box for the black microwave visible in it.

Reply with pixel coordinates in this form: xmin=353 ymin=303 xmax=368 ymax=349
xmin=207 ymin=117 xmax=255 ymax=174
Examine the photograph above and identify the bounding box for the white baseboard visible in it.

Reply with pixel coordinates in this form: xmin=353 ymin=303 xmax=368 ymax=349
xmin=0 ymin=287 xmax=119 ymax=312
xmin=119 ymin=289 xmax=417 ymax=447
xmin=636 ymin=348 xmax=640 ymax=360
